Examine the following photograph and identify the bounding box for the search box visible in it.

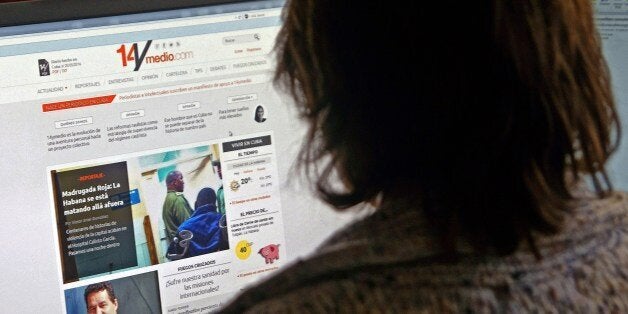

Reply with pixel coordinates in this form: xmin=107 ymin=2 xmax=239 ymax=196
xmin=223 ymin=33 xmax=261 ymax=45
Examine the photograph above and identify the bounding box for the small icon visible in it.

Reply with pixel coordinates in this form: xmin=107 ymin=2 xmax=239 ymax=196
xmin=38 ymin=59 xmax=50 ymax=76
xmin=258 ymin=244 xmax=280 ymax=264
xmin=230 ymin=180 xmax=241 ymax=192
xmin=253 ymin=33 xmax=260 ymax=40
xmin=235 ymin=240 xmax=253 ymax=260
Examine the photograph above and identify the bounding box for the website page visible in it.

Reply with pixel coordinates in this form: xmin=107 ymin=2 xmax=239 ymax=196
xmin=596 ymin=0 xmax=628 ymax=190
xmin=0 ymin=3 xmax=353 ymax=313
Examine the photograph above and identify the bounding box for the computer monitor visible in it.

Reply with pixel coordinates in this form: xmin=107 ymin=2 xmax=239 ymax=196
xmin=0 ymin=1 xmax=353 ymax=312
xmin=594 ymin=2 xmax=628 ymax=191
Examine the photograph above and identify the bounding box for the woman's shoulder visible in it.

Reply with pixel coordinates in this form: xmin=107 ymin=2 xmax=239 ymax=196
xmin=557 ymin=188 xmax=628 ymax=242
xmin=219 ymin=191 xmax=628 ymax=313
xmin=218 ymin=208 xmax=440 ymax=312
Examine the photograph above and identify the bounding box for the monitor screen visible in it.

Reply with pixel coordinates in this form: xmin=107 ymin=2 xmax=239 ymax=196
xmin=0 ymin=1 xmax=353 ymax=312
xmin=595 ymin=1 xmax=628 ymax=191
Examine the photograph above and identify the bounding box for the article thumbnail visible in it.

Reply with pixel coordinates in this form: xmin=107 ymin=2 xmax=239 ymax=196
xmin=52 ymin=162 xmax=138 ymax=283
xmin=64 ymin=271 xmax=161 ymax=314
xmin=50 ymin=143 xmax=231 ymax=285
xmin=137 ymin=144 xmax=229 ymax=262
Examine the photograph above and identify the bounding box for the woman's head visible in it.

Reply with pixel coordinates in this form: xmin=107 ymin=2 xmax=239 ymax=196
xmin=274 ymin=0 xmax=621 ymax=254
xmin=255 ymin=105 xmax=265 ymax=122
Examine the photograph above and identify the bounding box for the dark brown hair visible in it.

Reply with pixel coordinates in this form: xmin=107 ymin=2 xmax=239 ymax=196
xmin=84 ymin=281 xmax=116 ymax=306
xmin=274 ymin=0 xmax=621 ymax=255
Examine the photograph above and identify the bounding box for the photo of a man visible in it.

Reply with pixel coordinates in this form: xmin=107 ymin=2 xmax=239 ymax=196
xmin=162 ymin=170 xmax=193 ymax=244
xmin=64 ymin=272 xmax=161 ymax=314
xmin=84 ymin=282 xmax=118 ymax=314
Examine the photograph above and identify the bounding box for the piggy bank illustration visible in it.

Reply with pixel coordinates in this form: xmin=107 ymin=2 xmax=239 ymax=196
xmin=258 ymin=244 xmax=280 ymax=264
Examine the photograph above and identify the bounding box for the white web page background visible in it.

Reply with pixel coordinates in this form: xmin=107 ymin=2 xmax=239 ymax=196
xmin=0 ymin=2 xmax=355 ymax=312
xmin=596 ymin=1 xmax=628 ymax=191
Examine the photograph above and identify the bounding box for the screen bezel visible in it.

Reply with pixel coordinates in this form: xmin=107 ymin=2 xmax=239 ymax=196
xmin=0 ymin=0 xmax=256 ymax=27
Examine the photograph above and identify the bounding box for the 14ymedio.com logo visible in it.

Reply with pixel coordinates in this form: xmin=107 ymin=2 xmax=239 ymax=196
xmin=116 ymin=40 xmax=195 ymax=71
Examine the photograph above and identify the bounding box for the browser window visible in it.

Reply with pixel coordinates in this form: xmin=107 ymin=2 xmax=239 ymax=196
xmin=0 ymin=1 xmax=353 ymax=312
